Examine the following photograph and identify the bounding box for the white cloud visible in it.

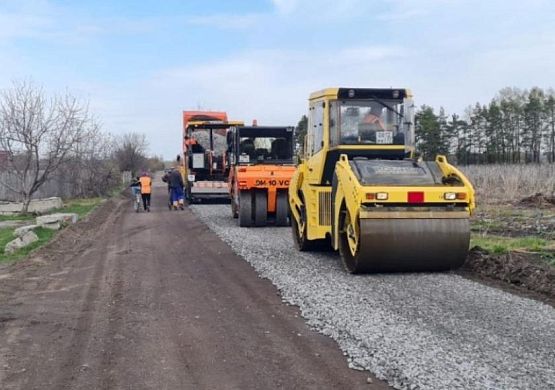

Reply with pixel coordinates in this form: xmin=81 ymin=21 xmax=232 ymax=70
xmin=334 ymin=46 xmax=407 ymax=64
xmin=0 ymin=0 xmax=56 ymax=41
xmin=55 ymin=44 xmax=408 ymax=159
xmin=186 ymin=13 xmax=264 ymax=29
xmin=0 ymin=0 xmax=156 ymax=45
xmin=270 ymin=0 xmax=374 ymax=20
xmin=86 ymin=45 xmax=410 ymax=158
xmin=271 ymin=0 xmax=299 ymax=14
xmin=85 ymin=23 xmax=555 ymax=159
xmin=380 ymin=0 xmax=551 ymax=22
xmin=377 ymin=7 xmax=428 ymax=21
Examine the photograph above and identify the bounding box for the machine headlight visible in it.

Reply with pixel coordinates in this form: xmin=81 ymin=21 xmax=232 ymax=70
xmin=444 ymin=192 xmax=467 ymax=200
xmin=366 ymin=192 xmax=388 ymax=201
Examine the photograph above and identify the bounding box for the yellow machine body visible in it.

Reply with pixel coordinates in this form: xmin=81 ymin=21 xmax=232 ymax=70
xmin=288 ymin=88 xmax=475 ymax=273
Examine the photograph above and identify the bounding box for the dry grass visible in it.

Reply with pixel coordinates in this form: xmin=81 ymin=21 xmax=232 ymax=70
xmin=461 ymin=164 xmax=555 ymax=204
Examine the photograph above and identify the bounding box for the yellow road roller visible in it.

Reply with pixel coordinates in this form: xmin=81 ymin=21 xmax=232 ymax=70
xmin=288 ymin=88 xmax=475 ymax=273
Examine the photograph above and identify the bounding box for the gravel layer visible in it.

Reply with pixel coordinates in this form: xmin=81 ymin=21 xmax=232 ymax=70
xmin=191 ymin=204 xmax=555 ymax=390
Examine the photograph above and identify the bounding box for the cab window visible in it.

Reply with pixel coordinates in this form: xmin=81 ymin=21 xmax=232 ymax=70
xmin=310 ymin=102 xmax=324 ymax=154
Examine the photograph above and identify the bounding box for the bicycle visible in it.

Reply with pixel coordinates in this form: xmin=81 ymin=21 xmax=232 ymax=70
xmin=131 ymin=186 xmax=142 ymax=212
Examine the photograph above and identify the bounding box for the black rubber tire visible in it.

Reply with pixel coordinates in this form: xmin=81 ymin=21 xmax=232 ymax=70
xmin=291 ymin=211 xmax=310 ymax=251
xmin=231 ymin=197 xmax=239 ymax=218
xmin=291 ymin=205 xmax=330 ymax=251
xmin=231 ymin=182 xmax=239 ymax=218
xmin=338 ymin=207 xmax=361 ymax=274
xmin=275 ymin=190 xmax=289 ymax=226
xmin=239 ymin=191 xmax=253 ymax=227
xmin=254 ymin=191 xmax=268 ymax=227
xmin=185 ymin=185 xmax=194 ymax=205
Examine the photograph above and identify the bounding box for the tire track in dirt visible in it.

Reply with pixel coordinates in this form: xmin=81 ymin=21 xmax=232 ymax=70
xmin=50 ymin=200 xmax=127 ymax=389
xmin=0 ymin=188 xmax=388 ymax=390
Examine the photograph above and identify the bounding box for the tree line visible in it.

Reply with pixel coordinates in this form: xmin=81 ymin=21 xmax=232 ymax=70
xmin=0 ymin=81 xmax=163 ymax=211
xmin=416 ymin=87 xmax=555 ymax=164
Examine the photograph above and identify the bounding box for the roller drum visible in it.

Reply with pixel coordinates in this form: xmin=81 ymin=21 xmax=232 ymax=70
xmin=346 ymin=218 xmax=470 ymax=273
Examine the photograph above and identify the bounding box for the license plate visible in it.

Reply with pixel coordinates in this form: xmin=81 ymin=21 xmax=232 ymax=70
xmin=376 ymin=131 xmax=393 ymax=144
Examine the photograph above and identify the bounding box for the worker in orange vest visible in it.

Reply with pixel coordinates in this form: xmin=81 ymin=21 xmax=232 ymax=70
xmin=139 ymin=172 xmax=152 ymax=212
xmin=184 ymin=135 xmax=198 ymax=146
xmin=184 ymin=135 xmax=198 ymax=153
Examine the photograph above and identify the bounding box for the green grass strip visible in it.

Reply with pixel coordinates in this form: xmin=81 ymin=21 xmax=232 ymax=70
xmin=471 ymin=234 xmax=555 ymax=266
xmin=0 ymin=197 xmax=104 ymax=264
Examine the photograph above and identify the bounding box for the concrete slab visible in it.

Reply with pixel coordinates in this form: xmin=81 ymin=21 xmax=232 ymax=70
xmin=14 ymin=225 xmax=39 ymax=237
xmin=0 ymin=197 xmax=63 ymax=215
xmin=5 ymin=231 xmax=39 ymax=254
xmin=36 ymin=213 xmax=78 ymax=227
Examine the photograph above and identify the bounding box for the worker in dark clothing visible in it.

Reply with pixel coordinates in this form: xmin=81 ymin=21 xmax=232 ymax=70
xmin=161 ymin=169 xmax=173 ymax=210
xmin=169 ymin=169 xmax=185 ymax=210
xmin=129 ymin=176 xmax=141 ymax=191
xmin=129 ymin=176 xmax=142 ymax=212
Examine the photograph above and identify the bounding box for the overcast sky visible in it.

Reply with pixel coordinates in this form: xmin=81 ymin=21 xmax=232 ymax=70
xmin=1 ymin=0 xmax=554 ymax=158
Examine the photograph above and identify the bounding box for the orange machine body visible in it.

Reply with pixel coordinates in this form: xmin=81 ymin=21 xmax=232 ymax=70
xmin=227 ymin=125 xmax=295 ymax=226
xmin=230 ymin=165 xmax=296 ymax=212
xmin=182 ymin=111 xmax=228 ymax=159
xmin=181 ymin=110 xmax=244 ymax=202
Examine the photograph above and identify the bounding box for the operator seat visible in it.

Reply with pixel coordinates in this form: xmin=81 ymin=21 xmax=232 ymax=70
xmin=271 ymin=138 xmax=288 ymax=159
xmin=240 ymin=139 xmax=255 ymax=161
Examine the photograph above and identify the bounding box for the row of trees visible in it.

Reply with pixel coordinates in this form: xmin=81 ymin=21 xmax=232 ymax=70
xmin=294 ymin=115 xmax=308 ymax=153
xmin=416 ymin=87 xmax=555 ymax=164
xmin=0 ymin=81 xmax=160 ymax=212
xmin=113 ymin=132 xmax=164 ymax=174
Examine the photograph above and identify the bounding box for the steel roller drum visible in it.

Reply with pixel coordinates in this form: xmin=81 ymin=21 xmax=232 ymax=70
xmin=346 ymin=217 xmax=470 ymax=273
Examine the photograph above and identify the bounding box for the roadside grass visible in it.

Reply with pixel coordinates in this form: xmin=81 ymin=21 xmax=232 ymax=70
xmin=0 ymin=228 xmax=14 ymax=252
xmin=0 ymin=214 xmax=34 ymax=222
xmin=56 ymin=197 xmax=104 ymax=218
xmin=471 ymin=234 xmax=555 ymax=266
xmin=0 ymin=197 xmax=104 ymax=264
xmin=474 ymin=203 xmax=555 ymax=220
xmin=471 ymin=203 xmax=555 ymax=240
xmin=462 ymin=163 xmax=555 ymax=204
xmin=471 ymin=218 xmax=505 ymax=233
xmin=110 ymin=184 xmax=126 ymax=198
xmin=0 ymin=227 xmax=57 ymax=263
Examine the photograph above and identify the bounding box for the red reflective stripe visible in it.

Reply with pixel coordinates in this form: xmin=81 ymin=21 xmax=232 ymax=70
xmin=407 ymin=191 xmax=424 ymax=203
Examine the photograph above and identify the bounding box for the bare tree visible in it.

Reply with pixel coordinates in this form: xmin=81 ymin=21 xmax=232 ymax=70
xmin=0 ymin=81 xmax=93 ymax=212
xmin=146 ymin=155 xmax=165 ymax=172
xmin=114 ymin=132 xmax=148 ymax=175
xmin=65 ymin=123 xmax=119 ymax=197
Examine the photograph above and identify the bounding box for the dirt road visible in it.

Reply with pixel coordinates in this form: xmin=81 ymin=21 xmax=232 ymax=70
xmin=0 ymin=182 xmax=386 ymax=390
